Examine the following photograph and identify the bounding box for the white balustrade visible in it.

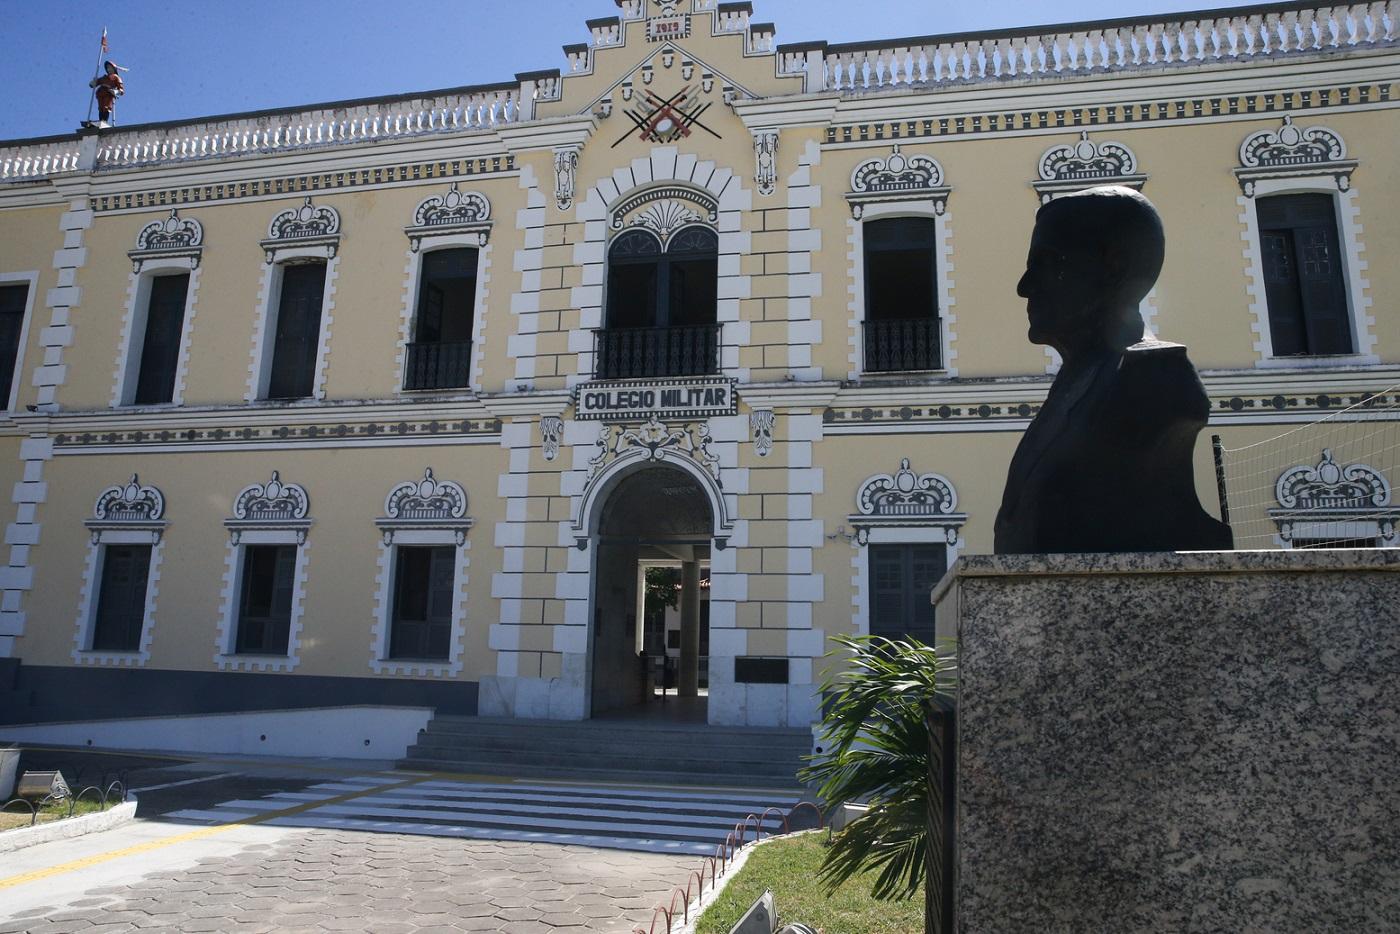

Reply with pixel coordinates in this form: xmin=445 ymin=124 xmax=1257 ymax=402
xmin=0 ymin=138 xmax=83 ymax=181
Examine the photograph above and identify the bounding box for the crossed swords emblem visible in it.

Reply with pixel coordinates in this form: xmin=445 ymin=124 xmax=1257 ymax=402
xmin=612 ymin=85 xmax=721 ymax=148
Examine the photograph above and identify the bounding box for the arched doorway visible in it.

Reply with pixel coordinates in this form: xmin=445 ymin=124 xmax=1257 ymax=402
xmin=589 ymin=463 xmax=713 ymax=722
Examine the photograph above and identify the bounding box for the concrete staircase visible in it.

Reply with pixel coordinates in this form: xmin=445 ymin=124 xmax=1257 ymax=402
xmin=399 ymin=715 xmax=812 ymax=790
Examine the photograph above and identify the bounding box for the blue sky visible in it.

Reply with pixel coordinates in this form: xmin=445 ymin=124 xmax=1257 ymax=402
xmin=0 ymin=0 xmax=1281 ymax=140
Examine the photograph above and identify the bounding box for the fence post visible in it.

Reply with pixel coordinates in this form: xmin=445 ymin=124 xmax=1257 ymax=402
xmin=1211 ymin=434 xmax=1231 ymax=527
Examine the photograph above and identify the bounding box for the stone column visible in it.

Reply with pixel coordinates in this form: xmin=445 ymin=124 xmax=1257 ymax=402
xmin=678 ymin=560 xmax=701 ymax=697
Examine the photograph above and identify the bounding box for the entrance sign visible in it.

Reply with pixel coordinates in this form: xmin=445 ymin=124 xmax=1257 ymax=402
xmin=574 ymin=376 xmax=737 ymax=422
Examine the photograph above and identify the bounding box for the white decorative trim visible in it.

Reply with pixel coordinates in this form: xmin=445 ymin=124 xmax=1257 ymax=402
xmin=376 ymin=467 xmax=472 ymax=543
xmin=0 ymin=270 xmax=39 ymax=416
xmin=848 ymin=457 xmax=966 ymax=545
xmin=540 ymin=415 xmax=563 ymax=461
xmin=225 ymin=470 xmax=311 ymax=543
xmin=259 ymin=197 xmax=342 ymax=263
xmin=750 ymin=409 xmax=774 ymax=457
xmin=71 ymin=537 xmax=164 ymax=668
xmin=87 ymin=474 xmax=166 ymax=536
xmin=846 ymin=199 xmax=957 ymax=379
xmin=1033 ymin=132 xmax=1146 ymax=203
xmin=128 ymin=208 xmax=203 ymax=272
xmin=1236 ymin=178 xmax=1375 ymax=367
xmin=368 ymin=532 xmax=470 ymax=678
xmin=1270 ymin=448 xmax=1398 ymax=546
xmin=753 ymin=129 xmax=778 ymax=197
xmin=245 ymin=256 xmax=340 ymax=401
xmin=111 ymin=258 xmax=202 ymax=407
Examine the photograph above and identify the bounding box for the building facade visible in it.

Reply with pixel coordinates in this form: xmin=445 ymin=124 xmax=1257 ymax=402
xmin=0 ymin=0 xmax=1396 ymax=730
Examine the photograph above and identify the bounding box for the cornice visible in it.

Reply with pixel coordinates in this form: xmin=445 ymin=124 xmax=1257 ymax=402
xmin=730 ymin=95 xmax=841 ymax=131
xmin=478 ymin=390 xmax=574 ymax=419
xmin=494 ymin=115 xmax=598 ymax=155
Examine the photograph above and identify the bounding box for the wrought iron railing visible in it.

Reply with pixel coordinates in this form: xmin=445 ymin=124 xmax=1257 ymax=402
xmin=863 ymin=318 xmax=942 ymax=373
xmin=594 ymin=325 xmax=720 ymax=380
xmin=404 ymin=340 xmax=473 ymax=391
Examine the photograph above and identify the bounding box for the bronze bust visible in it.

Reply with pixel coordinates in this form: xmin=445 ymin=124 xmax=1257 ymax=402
xmin=994 ymin=186 xmax=1233 ymax=554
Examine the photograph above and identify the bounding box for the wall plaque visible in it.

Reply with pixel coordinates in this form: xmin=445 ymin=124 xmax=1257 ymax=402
xmin=574 ymin=376 xmax=737 ymax=421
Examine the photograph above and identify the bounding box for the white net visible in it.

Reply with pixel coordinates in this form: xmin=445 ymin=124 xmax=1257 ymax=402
xmin=1214 ymin=383 xmax=1400 ymax=550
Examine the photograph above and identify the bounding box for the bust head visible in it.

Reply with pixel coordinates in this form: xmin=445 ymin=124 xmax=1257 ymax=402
xmin=1017 ymin=186 xmax=1165 ymax=360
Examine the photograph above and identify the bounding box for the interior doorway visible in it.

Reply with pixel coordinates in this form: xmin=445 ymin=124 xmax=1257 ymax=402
xmin=589 ymin=464 xmax=713 ymax=722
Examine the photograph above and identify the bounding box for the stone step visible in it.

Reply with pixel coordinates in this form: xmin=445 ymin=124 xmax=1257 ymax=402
xmin=407 ymin=731 xmax=810 ymax=762
xmin=421 ymin=716 xmax=811 ymax=747
xmin=403 ymin=743 xmax=805 ymax=778
xmin=398 ymin=757 xmax=805 ymax=790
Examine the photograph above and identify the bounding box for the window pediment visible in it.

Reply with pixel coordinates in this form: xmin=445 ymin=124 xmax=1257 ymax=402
xmin=1033 ymin=132 xmax=1147 ymax=203
xmin=846 ymin=145 xmax=950 ymax=218
xmin=611 ymin=185 xmax=718 ymax=246
xmin=260 ymin=197 xmax=342 ymax=262
xmin=377 ymin=468 xmax=473 ymax=544
xmin=848 ymin=457 xmax=965 ymax=545
xmin=86 ymin=474 xmax=167 ymax=543
xmin=1235 ymin=115 xmax=1356 ymax=197
xmin=1269 ymin=449 xmax=1397 ymax=544
xmin=404 ymin=182 xmax=492 ymax=251
xmin=225 ymin=470 xmax=311 ymax=543
xmin=128 ymin=209 xmax=204 ymax=272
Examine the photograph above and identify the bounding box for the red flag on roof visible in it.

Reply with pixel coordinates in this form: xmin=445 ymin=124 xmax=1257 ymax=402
xmin=100 ymin=29 xmax=108 ymax=53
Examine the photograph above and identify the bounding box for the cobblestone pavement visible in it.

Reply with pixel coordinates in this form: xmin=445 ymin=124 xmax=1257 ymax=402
xmin=0 ymin=827 xmax=694 ymax=933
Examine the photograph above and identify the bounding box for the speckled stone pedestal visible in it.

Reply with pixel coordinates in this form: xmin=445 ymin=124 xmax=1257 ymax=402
xmin=931 ymin=550 xmax=1400 ymax=933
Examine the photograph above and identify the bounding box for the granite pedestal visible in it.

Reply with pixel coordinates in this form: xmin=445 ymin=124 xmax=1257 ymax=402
xmin=931 ymin=549 xmax=1400 ymax=933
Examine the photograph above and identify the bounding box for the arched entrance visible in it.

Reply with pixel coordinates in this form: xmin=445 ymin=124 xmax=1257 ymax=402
xmin=589 ymin=463 xmax=713 ymax=722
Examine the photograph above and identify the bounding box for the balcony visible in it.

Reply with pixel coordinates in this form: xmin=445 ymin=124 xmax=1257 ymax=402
xmin=863 ymin=317 xmax=941 ymax=373
xmin=404 ymin=340 xmax=472 ymax=391
xmin=594 ymin=324 xmax=720 ymax=380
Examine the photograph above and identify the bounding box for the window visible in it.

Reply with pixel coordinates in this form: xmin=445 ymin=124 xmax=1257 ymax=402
xmin=389 ymin=546 xmax=455 ymax=660
xmin=90 ymin=544 xmax=152 ymax=652
xmin=405 ymin=248 xmax=477 ymax=391
xmin=1258 ymin=194 xmax=1352 ymax=357
xmin=869 ymin=543 xmax=946 ymax=643
xmin=131 ymin=274 xmax=189 ymax=405
xmin=235 ymin=544 xmax=297 ymax=655
xmin=266 ymin=262 xmax=326 ymax=400
xmin=863 ymin=217 xmax=941 ymax=372
xmin=0 ymin=283 xmax=28 ymax=409
xmin=597 ymin=226 xmax=719 ymax=379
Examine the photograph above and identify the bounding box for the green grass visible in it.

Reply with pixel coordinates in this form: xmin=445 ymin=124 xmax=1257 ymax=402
xmin=695 ymin=832 xmax=924 ymax=934
xmin=0 ymin=796 xmax=111 ymax=832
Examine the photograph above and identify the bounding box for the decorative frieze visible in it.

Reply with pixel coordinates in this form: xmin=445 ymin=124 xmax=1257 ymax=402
xmin=86 ymin=474 xmax=167 ymax=543
xmin=1033 ymin=132 xmax=1146 ymax=203
xmin=128 ymin=209 xmax=204 ymax=272
xmin=259 ymin=197 xmax=342 ymax=262
xmin=848 ymin=457 xmax=966 ymax=545
xmin=1234 ymin=115 xmax=1357 ymax=196
xmin=225 ymin=471 xmax=311 ymax=543
xmin=611 ymin=185 xmax=719 ymax=241
xmin=376 ymin=468 xmax=472 ymax=544
xmin=846 ymin=144 xmax=949 ymax=217
xmin=404 ymin=182 xmax=491 ymax=250
xmin=53 ymin=416 xmax=502 ymax=452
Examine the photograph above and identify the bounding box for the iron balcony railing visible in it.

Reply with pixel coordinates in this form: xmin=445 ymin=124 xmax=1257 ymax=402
xmin=863 ymin=317 xmax=942 ymax=373
xmin=404 ymin=340 xmax=472 ymax=391
xmin=594 ymin=324 xmax=720 ymax=380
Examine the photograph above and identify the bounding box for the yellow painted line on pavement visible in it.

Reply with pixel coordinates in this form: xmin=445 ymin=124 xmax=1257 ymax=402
xmin=0 ymin=773 xmax=436 ymax=891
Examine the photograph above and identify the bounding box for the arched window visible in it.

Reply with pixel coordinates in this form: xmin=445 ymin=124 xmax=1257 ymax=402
xmin=598 ymin=226 xmax=719 ymax=379
xmin=863 ymin=217 xmax=941 ymax=373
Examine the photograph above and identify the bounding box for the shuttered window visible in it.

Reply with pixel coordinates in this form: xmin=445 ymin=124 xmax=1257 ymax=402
xmin=91 ymin=544 xmax=152 ymax=652
xmin=266 ymin=263 xmax=326 ymax=400
xmin=869 ymin=543 xmax=946 ymax=643
xmin=1258 ymin=194 xmax=1352 ymax=356
xmin=862 ymin=218 xmax=941 ymax=371
xmin=389 ymin=546 xmax=455 ymax=660
xmin=133 ymin=274 xmax=189 ymax=405
xmin=235 ymin=544 xmax=297 ymax=654
xmin=0 ymin=284 xmax=28 ymax=410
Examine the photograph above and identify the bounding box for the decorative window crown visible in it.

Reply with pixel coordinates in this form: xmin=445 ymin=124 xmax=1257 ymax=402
xmin=846 ymin=145 xmax=949 ymax=217
xmin=405 ymin=183 xmax=492 ymax=251
xmin=1234 ymin=115 xmax=1356 ymax=196
xmin=260 ymin=197 xmax=342 ymax=261
xmin=611 ymin=185 xmax=718 ymax=246
xmin=848 ymin=458 xmax=965 ymax=545
xmin=234 ymin=471 xmax=309 ymax=521
xmin=87 ymin=474 xmax=167 ymax=542
xmin=1269 ymin=449 xmax=1397 ymax=544
xmin=1033 ymin=132 xmax=1146 ymax=203
xmin=377 ymin=468 xmax=472 ymax=544
xmin=128 ymin=209 xmax=204 ymax=271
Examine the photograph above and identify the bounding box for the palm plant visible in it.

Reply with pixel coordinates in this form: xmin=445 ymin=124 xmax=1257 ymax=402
xmin=799 ymin=634 xmax=957 ymax=930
